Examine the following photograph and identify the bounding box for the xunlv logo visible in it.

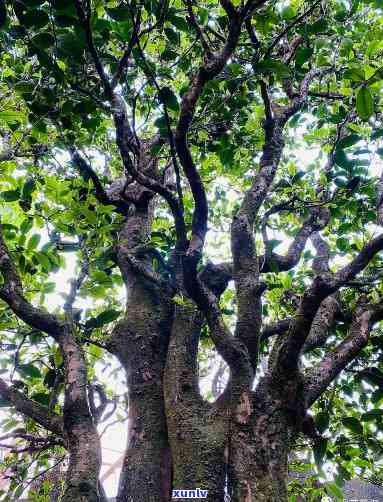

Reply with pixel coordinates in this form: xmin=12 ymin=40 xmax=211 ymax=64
xmin=172 ymin=488 xmax=208 ymax=498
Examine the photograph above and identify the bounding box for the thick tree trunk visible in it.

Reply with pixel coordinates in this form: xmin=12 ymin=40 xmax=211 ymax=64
xmin=230 ymin=416 xmax=292 ymax=502
xmin=109 ymin=192 xmax=173 ymax=501
xmin=164 ymin=304 xmax=228 ymax=501
xmin=111 ymin=279 xmax=173 ymax=502
xmin=116 ymin=373 xmax=171 ymax=502
xmin=111 ymin=290 xmax=304 ymax=502
xmin=228 ymin=375 xmax=304 ymax=502
xmin=60 ymin=333 xmax=102 ymax=502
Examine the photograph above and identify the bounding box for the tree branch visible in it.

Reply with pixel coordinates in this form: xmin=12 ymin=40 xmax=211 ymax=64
xmin=0 ymin=225 xmax=65 ymax=337
xmin=335 ymin=234 xmax=383 ymax=284
xmin=69 ymin=147 xmax=130 ymax=215
xmin=117 ymin=249 xmax=175 ymax=295
xmin=73 ymin=0 xmax=112 ymax=95
xmin=303 ymin=295 xmax=340 ymax=352
xmin=185 ymin=0 xmax=212 ymax=56
xmin=260 ymin=211 xmax=329 ymax=273
xmin=304 ymin=302 xmax=383 ymax=406
xmin=0 ymin=378 xmax=64 ymax=437
xmin=111 ymin=9 xmax=141 ymax=90
xmin=260 ymin=318 xmax=291 ymax=341
xmin=264 ymin=0 xmax=322 ymax=60
xmin=204 ymin=287 xmax=253 ymax=389
xmin=174 ymin=3 xmax=245 ymax=298
xmin=377 ymin=168 xmax=383 ymax=226
xmin=273 ymin=233 xmax=383 ymax=374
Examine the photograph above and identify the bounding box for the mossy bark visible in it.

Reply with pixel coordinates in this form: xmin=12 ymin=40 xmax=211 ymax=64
xmin=108 ymin=179 xmax=305 ymax=502
xmin=111 ymin=258 xmax=173 ymax=500
xmin=164 ymin=304 xmax=228 ymax=501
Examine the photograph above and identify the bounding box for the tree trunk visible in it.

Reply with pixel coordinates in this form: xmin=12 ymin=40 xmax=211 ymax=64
xmin=110 ymin=276 xmax=173 ymax=502
xmin=228 ymin=373 xmax=306 ymax=502
xmin=60 ymin=333 xmax=102 ymax=502
xmin=164 ymin=304 xmax=228 ymax=500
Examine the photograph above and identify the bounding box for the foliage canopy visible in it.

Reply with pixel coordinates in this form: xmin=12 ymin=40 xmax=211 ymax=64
xmin=2 ymin=0 xmax=383 ymax=500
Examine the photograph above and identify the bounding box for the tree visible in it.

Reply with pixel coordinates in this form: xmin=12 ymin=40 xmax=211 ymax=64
xmin=1 ymin=0 xmax=383 ymax=500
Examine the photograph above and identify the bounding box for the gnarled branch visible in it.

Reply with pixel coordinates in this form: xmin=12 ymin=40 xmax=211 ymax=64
xmin=0 ymin=378 xmax=64 ymax=437
xmin=304 ymin=302 xmax=383 ymax=406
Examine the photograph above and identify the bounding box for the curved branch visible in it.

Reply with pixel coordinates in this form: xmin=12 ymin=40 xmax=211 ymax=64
xmin=335 ymin=234 xmax=383 ymax=284
xmin=261 ymin=211 xmax=329 ymax=273
xmin=74 ymin=0 xmax=187 ymax=245
xmin=377 ymin=168 xmax=383 ymax=226
xmin=0 ymin=378 xmax=64 ymax=437
xmin=260 ymin=318 xmax=291 ymax=341
xmin=0 ymin=225 xmax=65 ymax=337
xmin=204 ymin=287 xmax=253 ymax=389
xmin=303 ymin=294 xmax=340 ymax=352
xmin=69 ymin=148 xmax=129 ymax=214
xmin=175 ymin=5 xmax=246 ymax=296
xmin=264 ymin=0 xmax=322 ymax=60
xmin=304 ymin=303 xmax=383 ymax=406
xmin=273 ymin=234 xmax=383 ymax=374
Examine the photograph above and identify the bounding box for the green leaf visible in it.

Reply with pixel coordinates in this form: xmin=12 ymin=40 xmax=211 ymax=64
xmin=361 ymin=409 xmax=383 ymax=421
xmin=161 ymin=47 xmax=178 ymax=62
xmin=342 ymin=416 xmax=363 ymax=435
xmin=344 ymin=67 xmax=365 ymax=81
xmin=295 ymin=47 xmax=314 ymax=67
xmin=326 ymin=482 xmax=343 ymax=500
xmin=334 ymin=149 xmax=352 ymax=169
xmin=31 ymin=32 xmax=55 ymax=49
xmin=253 ymin=59 xmax=290 ymax=77
xmin=337 ymin=134 xmax=361 ymax=149
xmin=159 ymin=86 xmax=179 ymax=112
xmin=30 ymin=392 xmax=50 ymax=406
xmin=169 ymin=14 xmax=189 ymax=32
xmin=27 ymin=233 xmax=41 ymax=250
xmin=336 ymin=237 xmax=350 ymax=253
xmin=53 ymin=348 xmax=63 ymax=367
xmin=35 ymin=252 xmax=51 ymax=271
xmin=359 ymin=367 xmax=383 ymax=387
xmin=1 ymin=190 xmax=20 ymax=202
xmin=372 ymin=389 xmax=383 ymax=403
xmin=22 ymin=178 xmax=36 ymax=199
xmin=23 ymin=10 xmax=49 ymax=28
xmin=106 ymin=7 xmax=131 ymax=21
xmin=20 ymin=218 xmax=33 ymax=234
xmin=164 ymin=27 xmax=179 ymax=45
xmin=18 ymin=363 xmax=41 ymax=379
xmin=58 ymin=32 xmax=86 ymax=56
xmin=356 ymin=86 xmax=374 ymax=121
xmin=307 ymin=19 xmax=328 ymax=34
xmin=173 ymin=294 xmax=185 ymax=305
xmin=43 ymin=368 xmax=57 ymax=388
xmin=0 ymin=110 xmax=24 ymax=124
xmin=315 ymin=412 xmax=330 ymax=433
xmin=154 ymin=115 xmax=168 ymax=136
xmin=313 ymin=437 xmax=327 ymax=467
xmin=86 ymin=309 xmax=121 ymax=328
xmin=281 ymin=6 xmax=296 ymax=19
xmin=372 ymin=129 xmax=383 ymax=140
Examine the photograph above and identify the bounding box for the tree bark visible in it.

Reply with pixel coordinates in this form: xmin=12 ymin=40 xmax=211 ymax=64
xmin=60 ymin=333 xmax=102 ymax=502
xmin=228 ymin=374 xmax=304 ymax=502
xmin=110 ymin=210 xmax=173 ymax=502
xmin=164 ymin=304 xmax=228 ymax=501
